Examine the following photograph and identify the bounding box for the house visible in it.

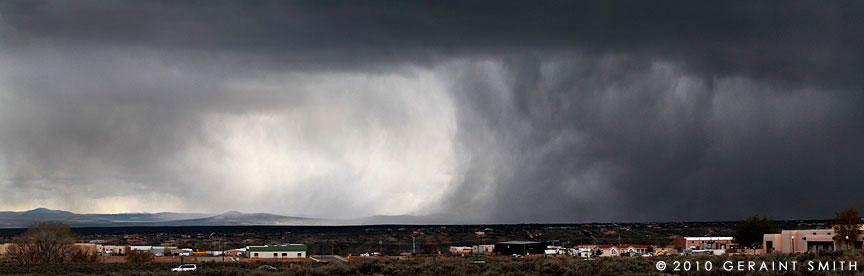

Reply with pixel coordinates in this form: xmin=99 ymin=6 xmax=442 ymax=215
xmin=494 ymin=241 xmax=549 ymax=256
xmin=102 ymin=245 xmax=130 ymax=256
xmin=675 ymin=236 xmax=734 ymax=251
xmin=762 ymin=226 xmax=864 ymax=254
xmin=619 ymin=245 xmax=652 ymax=256
xmin=448 ymin=246 xmax=473 ymax=255
xmin=574 ymin=244 xmax=652 ymax=257
xmin=575 ymin=247 xmax=593 ymax=258
xmin=246 ymin=244 xmax=308 ymax=258
xmin=576 ymin=245 xmax=619 ymax=257
xmin=129 ymin=245 xmax=178 ymax=256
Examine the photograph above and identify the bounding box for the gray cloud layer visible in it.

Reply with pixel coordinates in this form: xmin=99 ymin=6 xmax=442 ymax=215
xmin=1 ymin=1 xmax=862 ymax=222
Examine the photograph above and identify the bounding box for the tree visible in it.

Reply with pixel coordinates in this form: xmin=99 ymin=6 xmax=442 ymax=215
xmin=70 ymin=247 xmax=100 ymax=263
xmin=832 ymin=208 xmax=861 ymax=250
xmin=734 ymin=216 xmax=778 ymax=249
xmin=6 ymin=222 xmax=77 ymax=264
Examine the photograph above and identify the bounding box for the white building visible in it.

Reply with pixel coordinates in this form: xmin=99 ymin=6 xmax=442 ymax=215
xmin=246 ymin=244 xmax=308 ymax=258
xmin=129 ymin=245 xmax=177 ymax=256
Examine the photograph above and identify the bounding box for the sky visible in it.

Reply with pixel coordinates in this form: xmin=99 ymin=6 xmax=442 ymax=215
xmin=0 ymin=1 xmax=863 ymax=222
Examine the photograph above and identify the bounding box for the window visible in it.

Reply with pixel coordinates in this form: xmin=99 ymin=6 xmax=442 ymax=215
xmin=282 ymin=253 xmax=287 ymax=256
xmin=297 ymin=253 xmax=302 ymax=257
xmin=273 ymin=253 xmax=277 ymax=257
xmin=254 ymin=253 xmax=258 ymax=257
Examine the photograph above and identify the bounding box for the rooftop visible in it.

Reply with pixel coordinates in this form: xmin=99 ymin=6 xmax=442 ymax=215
xmin=247 ymin=244 xmax=308 ymax=252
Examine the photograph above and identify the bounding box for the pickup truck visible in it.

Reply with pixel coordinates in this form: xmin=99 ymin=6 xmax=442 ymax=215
xmin=171 ymin=264 xmax=197 ymax=272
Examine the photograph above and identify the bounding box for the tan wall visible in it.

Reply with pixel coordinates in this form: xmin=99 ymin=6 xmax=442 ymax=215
xmin=102 ymin=245 xmax=130 ymax=256
xmin=74 ymin=243 xmax=103 ymax=255
xmin=763 ymin=227 xmax=864 ymax=254
xmin=0 ymin=243 xmax=13 ymax=259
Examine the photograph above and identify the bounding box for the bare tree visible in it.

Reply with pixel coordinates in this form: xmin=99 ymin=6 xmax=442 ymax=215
xmin=833 ymin=208 xmax=862 ymax=250
xmin=69 ymin=247 xmax=100 ymax=263
xmin=6 ymin=222 xmax=77 ymax=264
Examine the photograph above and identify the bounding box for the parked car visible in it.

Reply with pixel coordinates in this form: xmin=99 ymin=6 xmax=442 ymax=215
xmin=171 ymin=264 xmax=197 ymax=272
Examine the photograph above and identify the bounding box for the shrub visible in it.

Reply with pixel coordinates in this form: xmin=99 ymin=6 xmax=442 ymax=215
xmin=126 ymin=250 xmax=155 ymax=263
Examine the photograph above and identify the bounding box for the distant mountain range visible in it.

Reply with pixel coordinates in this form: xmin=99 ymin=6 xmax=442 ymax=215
xmin=0 ymin=208 xmax=454 ymax=228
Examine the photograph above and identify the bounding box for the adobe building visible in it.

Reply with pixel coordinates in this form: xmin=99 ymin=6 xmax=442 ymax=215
xmin=763 ymin=226 xmax=864 ymax=254
xmin=0 ymin=243 xmax=13 ymax=259
xmin=73 ymin=243 xmax=103 ymax=255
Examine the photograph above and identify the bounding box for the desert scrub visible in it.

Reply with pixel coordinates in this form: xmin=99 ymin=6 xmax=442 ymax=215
xmin=2 ymin=253 xmax=864 ymax=275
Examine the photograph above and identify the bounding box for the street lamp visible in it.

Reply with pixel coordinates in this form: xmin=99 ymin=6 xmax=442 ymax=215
xmin=791 ymin=235 xmax=795 ymax=253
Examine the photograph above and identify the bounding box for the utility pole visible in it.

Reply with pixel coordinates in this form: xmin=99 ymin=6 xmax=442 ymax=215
xmin=221 ymin=234 xmax=225 ymax=262
xmin=411 ymin=236 xmax=416 ymax=255
xmin=379 ymin=240 xmax=383 ymax=255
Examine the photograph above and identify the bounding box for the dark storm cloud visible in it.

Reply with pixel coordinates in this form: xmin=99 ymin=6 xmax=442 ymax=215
xmin=4 ymin=1 xmax=863 ymax=85
xmin=438 ymin=56 xmax=864 ymax=222
xmin=1 ymin=0 xmax=863 ymax=221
